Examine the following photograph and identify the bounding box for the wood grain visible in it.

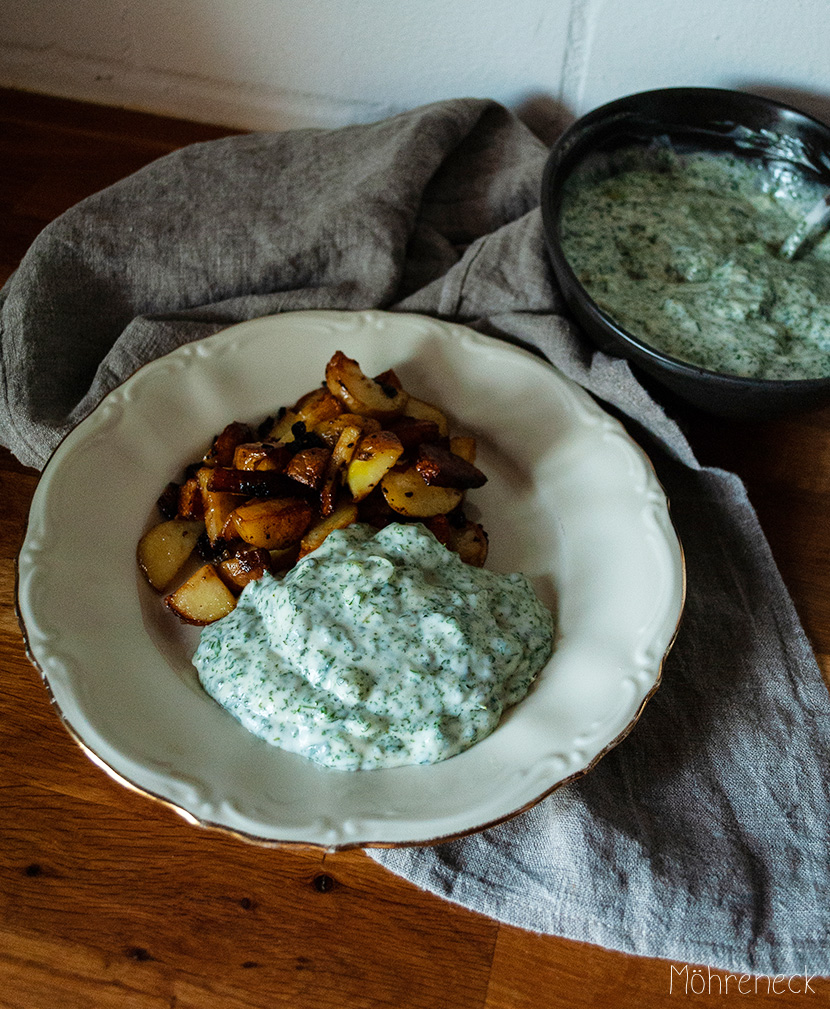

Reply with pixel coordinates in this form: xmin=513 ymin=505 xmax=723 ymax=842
xmin=1 ymin=86 xmax=828 ymax=1007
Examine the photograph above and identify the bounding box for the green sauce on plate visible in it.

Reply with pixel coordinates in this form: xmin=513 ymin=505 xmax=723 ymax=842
xmin=194 ymin=523 xmax=554 ymax=771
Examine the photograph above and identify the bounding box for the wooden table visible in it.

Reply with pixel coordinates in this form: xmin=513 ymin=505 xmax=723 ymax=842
xmin=1 ymin=87 xmax=828 ymax=1008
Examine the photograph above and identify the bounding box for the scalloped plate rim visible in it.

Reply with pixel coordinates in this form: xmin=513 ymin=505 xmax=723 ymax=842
xmin=16 ymin=310 xmax=686 ymax=849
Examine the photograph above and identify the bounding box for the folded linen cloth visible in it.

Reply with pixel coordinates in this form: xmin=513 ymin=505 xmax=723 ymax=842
xmin=2 ymin=98 xmax=829 ymax=978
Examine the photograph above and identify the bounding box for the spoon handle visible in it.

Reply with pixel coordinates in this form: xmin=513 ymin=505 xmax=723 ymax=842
xmin=779 ymin=192 xmax=830 ymax=260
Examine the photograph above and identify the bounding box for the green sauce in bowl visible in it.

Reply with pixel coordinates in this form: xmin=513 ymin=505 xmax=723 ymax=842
xmin=559 ymin=145 xmax=830 ymax=380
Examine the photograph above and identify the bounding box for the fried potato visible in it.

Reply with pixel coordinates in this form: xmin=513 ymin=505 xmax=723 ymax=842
xmin=312 ymin=413 xmax=381 ymax=447
xmin=380 ymin=466 xmax=463 ymax=517
xmin=217 ymin=546 xmax=272 ymax=593
xmin=137 ymin=518 xmax=205 ymax=591
xmin=400 ymin=395 xmax=449 ymax=437
xmin=425 ymin=515 xmax=488 ymax=566
xmin=165 ymin=563 xmax=238 ymax=624
xmin=346 ymin=431 xmax=404 ymax=502
xmin=285 ymin=446 xmax=330 ymax=491
xmin=326 ymin=351 xmax=409 ymax=419
xmin=206 ymin=467 xmax=297 ymax=499
xmin=447 ymin=520 xmax=489 ymax=567
xmin=233 ymin=441 xmax=291 ymax=472
xmin=320 ymin=422 xmax=363 ymax=516
xmin=141 ymin=349 xmax=493 ymax=624
xmin=177 ymin=476 xmax=204 ymax=520
xmin=299 ymin=499 xmax=360 ymax=558
xmin=415 ymin=443 xmax=487 ymax=489
xmin=387 ymin=416 xmax=443 ymax=451
xmin=230 ymin=497 xmax=314 ymax=549
xmin=197 ymin=467 xmax=242 ymax=544
xmin=205 ymin=421 xmax=254 ymax=467
xmin=268 ymin=386 xmax=344 ymax=442
xmin=156 ymin=481 xmax=180 ymax=520
xmin=449 ymin=435 xmax=476 ymax=464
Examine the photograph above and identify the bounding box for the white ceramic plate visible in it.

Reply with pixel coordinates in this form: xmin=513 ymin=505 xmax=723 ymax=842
xmin=17 ymin=310 xmax=684 ymax=849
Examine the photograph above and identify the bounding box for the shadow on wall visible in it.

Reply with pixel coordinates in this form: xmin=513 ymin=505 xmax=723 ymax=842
xmin=738 ymin=83 xmax=830 ymax=127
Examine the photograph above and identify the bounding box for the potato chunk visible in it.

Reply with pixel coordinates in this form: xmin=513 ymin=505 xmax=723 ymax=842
xmin=137 ymin=518 xmax=205 ymax=591
xmin=268 ymin=386 xmax=343 ymax=442
xmin=347 ymin=431 xmax=404 ymax=502
xmin=229 ymin=497 xmax=314 ymax=549
xmin=401 ymin=395 xmax=449 ymax=437
xmin=448 ymin=520 xmax=489 ymax=567
xmin=204 ymin=421 xmax=254 ymax=467
xmin=319 ymin=422 xmax=364 ymax=516
xmin=380 ymin=467 xmax=463 ymax=517
xmin=217 ymin=546 xmax=272 ymax=593
xmin=285 ymin=446 xmax=330 ymax=491
xmin=449 ymin=435 xmax=476 ymax=464
xmin=313 ymin=413 xmax=380 ymax=447
xmin=165 ymin=564 xmax=237 ymax=624
xmin=299 ymin=500 xmax=360 ymax=558
xmin=415 ymin=443 xmax=487 ymax=489
xmin=197 ymin=467 xmax=241 ymax=544
xmin=326 ymin=351 xmax=409 ymax=418
xmin=233 ymin=441 xmax=291 ymax=472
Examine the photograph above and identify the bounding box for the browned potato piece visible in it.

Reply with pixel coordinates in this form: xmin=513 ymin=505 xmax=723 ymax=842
xmin=380 ymin=466 xmax=463 ymax=517
xmin=204 ymin=421 xmax=254 ymax=467
xmin=197 ymin=467 xmax=242 ymax=543
xmin=320 ymin=422 xmax=363 ymax=516
xmin=177 ymin=476 xmax=204 ymax=520
xmin=401 ymin=395 xmax=449 ymax=437
xmin=425 ymin=514 xmax=488 ymax=566
xmin=293 ymin=385 xmax=345 ymax=422
xmin=165 ymin=563 xmax=237 ymax=624
xmin=356 ymin=486 xmax=399 ymax=528
xmin=424 ymin=513 xmax=453 ymax=548
xmin=299 ymin=500 xmax=360 ymax=558
xmin=325 ymin=351 xmax=409 ymax=419
xmin=346 ymin=431 xmax=404 ymax=501
xmin=372 ymin=367 xmax=403 ymax=390
xmin=156 ymin=481 xmax=180 ymax=520
xmin=217 ymin=546 xmax=272 ymax=593
xmin=268 ymin=386 xmax=344 ymax=442
xmin=415 ymin=443 xmax=487 ymax=489
xmin=387 ymin=415 xmax=443 ymax=451
xmin=285 ymin=446 xmax=330 ymax=491
xmin=313 ymin=413 xmax=381 ymax=447
xmin=230 ymin=497 xmax=314 ymax=549
xmin=137 ymin=518 xmax=205 ymax=591
xmin=233 ymin=441 xmax=291 ymax=472
xmin=267 ymin=409 xmax=301 ymax=445
xmin=449 ymin=435 xmax=476 ymax=464
xmin=447 ymin=520 xmax=489 ymax=567
xmin=207 ymin=467 xmax=296 ymax=498
xmin=269 ymin=543 xmax=301 ymax=571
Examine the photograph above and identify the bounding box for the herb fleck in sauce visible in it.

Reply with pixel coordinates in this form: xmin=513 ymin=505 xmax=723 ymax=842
xmin=193 ymin=523 xmax=554 ymax=770
xmin=559 ymin=145 xmax=830 ymax=379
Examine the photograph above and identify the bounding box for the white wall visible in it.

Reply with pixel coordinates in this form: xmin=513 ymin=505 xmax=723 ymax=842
xmin=2 ymin=0 xmax=830 ymax=134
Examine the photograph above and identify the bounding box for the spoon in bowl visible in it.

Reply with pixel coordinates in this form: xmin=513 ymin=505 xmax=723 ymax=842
xmin=779 ymin=192 xmax=830 ymax=260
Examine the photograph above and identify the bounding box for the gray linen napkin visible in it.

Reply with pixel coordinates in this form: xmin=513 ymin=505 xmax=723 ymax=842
xmin=2 ymin=98 xmax=829 ymax=978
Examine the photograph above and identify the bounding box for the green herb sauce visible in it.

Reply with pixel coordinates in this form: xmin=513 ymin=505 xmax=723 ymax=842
xmin=559 ymin=145 xmax=830 ymax=379
xmin=193 ymin=523 xmax=554 ymax=771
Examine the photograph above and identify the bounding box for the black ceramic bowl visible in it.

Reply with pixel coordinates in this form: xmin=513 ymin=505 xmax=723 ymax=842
xmin=541 ymin=87 xmax=830 ymax=419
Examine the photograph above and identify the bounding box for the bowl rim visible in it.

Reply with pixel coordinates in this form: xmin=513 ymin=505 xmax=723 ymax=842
xmin=541 ymin=85 xmax=830 ymax=391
